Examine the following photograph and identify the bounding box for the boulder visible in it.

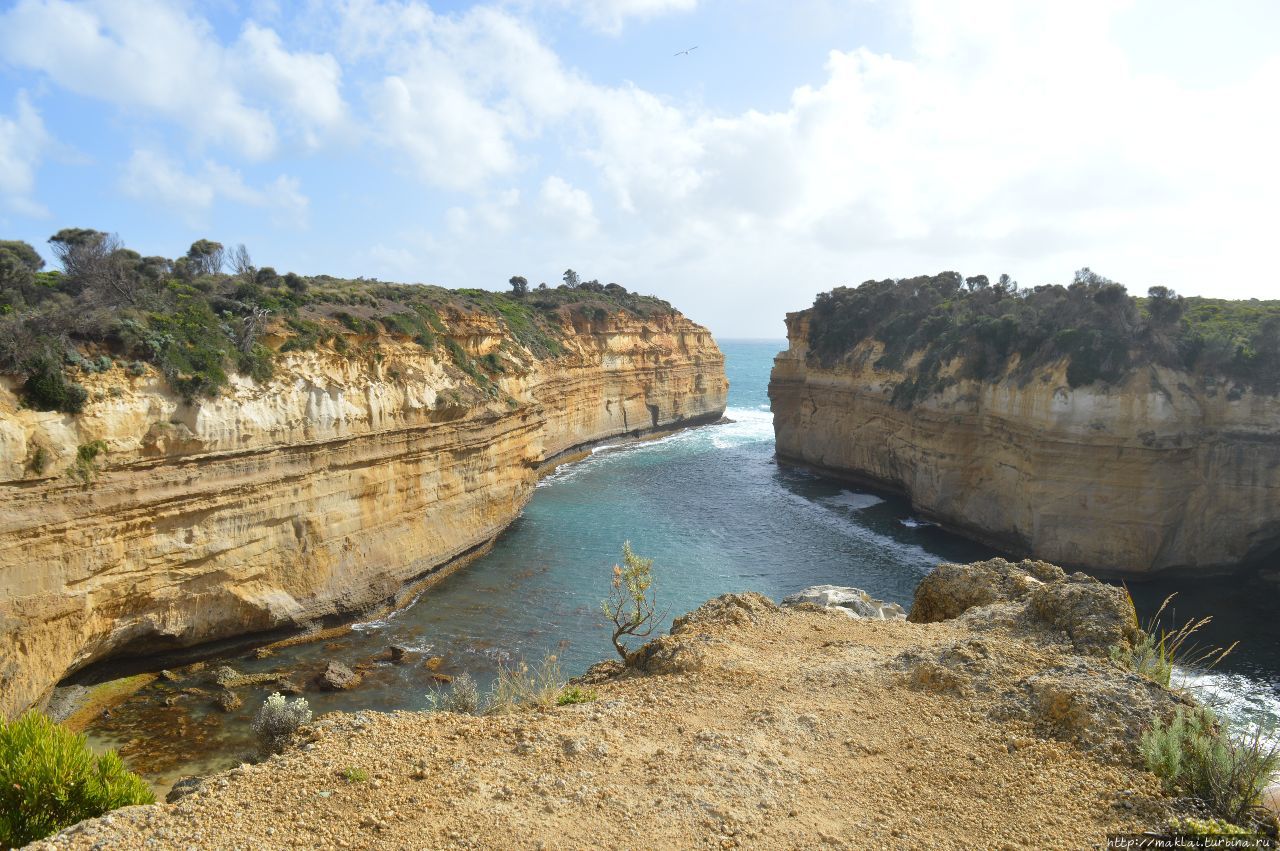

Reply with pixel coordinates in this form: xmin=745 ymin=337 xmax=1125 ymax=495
xmin=909 ymin=559 xmax=1065 ymax=623
xmin=389 ymin=644 xmax=412 ymax=663
xmin=1027 ymin=575 xmax=1140 ymax=656
xmin=671 ymin=592 xmax=780 ymax=634
xmin=316 ymin=661 xmax=362 ymax=691
xmin=213 ymin=689 xmax=242 ymax=712
xmin=782 ymin=586 xmax=906 ymax=620
xmin=908 ymin=558 xmax=1138 ymax=657
xmin=166 ymin=776 xmax=205 ymax=803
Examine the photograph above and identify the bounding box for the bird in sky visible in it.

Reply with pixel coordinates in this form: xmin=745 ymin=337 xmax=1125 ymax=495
xmin=674 ymin=46 xmax=698 ymax=56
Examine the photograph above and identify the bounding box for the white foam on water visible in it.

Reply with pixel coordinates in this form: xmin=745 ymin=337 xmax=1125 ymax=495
xmin=537 ymin=408 xmax=772 ymax=488
xmin=777 ymin=488 xmax=936 ymax=569
xmin=821 ymin=490 xmax=885 ymax=512
xmin=899 ymin=517 xmax=936 ymax=529
xmin=1174 ymin=667 xmax=1280 ymax=746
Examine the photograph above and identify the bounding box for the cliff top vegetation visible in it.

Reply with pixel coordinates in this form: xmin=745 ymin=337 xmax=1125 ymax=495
xmin=0 ymin=232 xmax=675 ymax=412
xmin=803 ymin=270 xmax=1280 ymax=405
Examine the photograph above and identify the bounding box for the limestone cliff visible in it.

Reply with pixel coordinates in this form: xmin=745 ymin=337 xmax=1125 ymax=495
xmin=770 ymin=311 xmax=1280 ymax=575
xmin=0 ymin=308 xmax=726 ymax=719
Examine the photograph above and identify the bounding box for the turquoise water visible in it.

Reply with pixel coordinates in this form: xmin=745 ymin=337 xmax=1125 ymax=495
xmin=86 ymin=339 xmax=1279 ymax=783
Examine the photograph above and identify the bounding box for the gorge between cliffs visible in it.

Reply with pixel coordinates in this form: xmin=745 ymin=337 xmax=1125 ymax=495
xmin=8 ymin=339 xmax=1277 ymax=799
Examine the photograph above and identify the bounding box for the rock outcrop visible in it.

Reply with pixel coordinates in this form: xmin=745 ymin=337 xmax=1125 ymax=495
xmin=781 ymin=585 xmax=906 ymax=620
xmin=0 ymin=308 xmax=727 ymax=719
xmin=769 ymin=311 xmax=1280 ymax=574
xmin=43 ymin=561 xmax=1201 ymax=850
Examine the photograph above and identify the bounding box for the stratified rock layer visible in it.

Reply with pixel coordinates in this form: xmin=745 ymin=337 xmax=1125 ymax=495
xmin=0 ymin=309 xmax=727 ymax=718
xmin=769 ymin=311 xmax=1280 ymax=575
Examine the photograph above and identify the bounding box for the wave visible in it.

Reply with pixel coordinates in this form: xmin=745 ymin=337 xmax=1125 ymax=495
xmin=776 ymin=488 xmax=937 ymax=570
xmin=1174 ymin=668 xmax=1280 ymax=744
xmin=537 ymin=407 xmax=772 ymax=488
xmin=821 ymin=490 xmax=884 ymax=512
xmin=899 ymin=517 xmax=936 ymax=529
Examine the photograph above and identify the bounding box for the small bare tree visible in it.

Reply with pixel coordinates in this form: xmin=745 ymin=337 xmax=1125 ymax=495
xmin=602 ymin=541 xmax=662 ymax=660
xmin=230 ymin=243 xmax=254 ymax=279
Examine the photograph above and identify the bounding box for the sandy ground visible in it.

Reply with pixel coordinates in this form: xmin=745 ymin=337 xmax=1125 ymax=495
xmin=34 ymin=594 xmax=1173 ymax=851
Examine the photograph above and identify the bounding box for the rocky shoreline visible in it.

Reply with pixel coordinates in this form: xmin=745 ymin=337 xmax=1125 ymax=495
xmin=35 ymin=559 xmax=1277 ymax=850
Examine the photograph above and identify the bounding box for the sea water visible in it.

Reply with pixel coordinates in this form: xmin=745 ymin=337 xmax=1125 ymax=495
xmin=85 ymin=340 xmax=1280 ymax=785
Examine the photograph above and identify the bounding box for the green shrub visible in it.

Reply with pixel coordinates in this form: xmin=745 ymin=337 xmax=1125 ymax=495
xmin=0 ymin=711 xmax=154 ymax=847
xmin=65 ymin=440 xmax=108 ymax=485
xmin=1141 ymin=706 xmax=1280 ymax=826
xmin=1109 ymin=592 xmax=1234 ymax=688
xmin=556 ymin=686 xmax=598 ymax=706
xmin=21 ymin=352 xmax=88 ymax=414
xmin=804 ymin=273 xmax=1280 ymax=401
xmin=342 ymin=766 xmax=369 ymax=783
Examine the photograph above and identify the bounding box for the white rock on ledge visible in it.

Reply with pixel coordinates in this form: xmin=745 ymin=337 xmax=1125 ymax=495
xmin=782 ymin=585 xmax=907 ymax=620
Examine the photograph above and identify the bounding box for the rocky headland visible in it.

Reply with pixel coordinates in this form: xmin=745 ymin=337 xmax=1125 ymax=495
xmin=0 ymin=290 xmax=727 ymax=720
xmin=769 ymin=275 xmax=1280 ymax=575
xmin=32 ymin=559 xmax=1241 ymax=850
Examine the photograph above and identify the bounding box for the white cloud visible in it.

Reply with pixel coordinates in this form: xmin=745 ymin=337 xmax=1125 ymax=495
xmin=235 ymin=23 xmax=347 ymax=145
xmin=540 ymin=176 xmax=598 ymax=240
xmin=0 ymin=92 xmax=51 ymax=217
xmin=120 ymin=150 xmax=309 ymax=227
xmin=0 ymin=0 xmax=345 ymax=158
xmin=352 ymin=0 xmax=1280 ymax=335
xmin=555 ymin=0 xmax=698 ymax=34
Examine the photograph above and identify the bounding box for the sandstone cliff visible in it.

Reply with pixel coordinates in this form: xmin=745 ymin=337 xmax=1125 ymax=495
xmin=770 ymin=311 xmax=1280 ymax=575
xmin=0 ymin=308 xmax=726 ymax=719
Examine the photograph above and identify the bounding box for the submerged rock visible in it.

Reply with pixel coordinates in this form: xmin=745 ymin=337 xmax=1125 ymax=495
xmin=782 ymin=585 xmax=906 ymax=620
xmin=316 ymin=661 xmax=362 ymax=691
xmin=213 ymin=689 xmax=242 ymax=713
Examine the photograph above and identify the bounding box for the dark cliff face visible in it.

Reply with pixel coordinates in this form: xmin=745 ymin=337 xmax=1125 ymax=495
xmin=0 ymin=311 xmax=728 ymax=719
xmin=769 ymin=310 xmax=1280 ymax=576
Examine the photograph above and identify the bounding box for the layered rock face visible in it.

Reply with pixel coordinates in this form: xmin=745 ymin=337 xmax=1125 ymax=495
xmin=770 ymin=311 xmax=1280 ymax=575
xmin=0 ymin=309 xmax=726 ymax=718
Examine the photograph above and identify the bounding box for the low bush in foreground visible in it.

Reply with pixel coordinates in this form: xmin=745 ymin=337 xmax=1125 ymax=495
xmin=427 ymin=655 xmax=602 ymax=715
xmin=556 ymin=685 xmax=599 ymax=706
xmin=0 ymin=711 xmax=154 ymax=847
xmin=251 ymin=692 xmax=312 ymax=755
xmin=427 ymin=672 xmax=481 ymax=715
xmin=1141 ymin=706 xmax=1279 ymax=826
xmin=1109 ymin=592 xmax=1234 ymax=688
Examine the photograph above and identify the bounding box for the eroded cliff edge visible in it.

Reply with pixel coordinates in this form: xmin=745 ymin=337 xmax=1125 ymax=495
xmin=770 ymin=310 xmax=1280 ymax=576
xmin=41 ymin=561 xmax=1200 ymax=850
xmin=0 ymin=307 xmax=727 ymax=719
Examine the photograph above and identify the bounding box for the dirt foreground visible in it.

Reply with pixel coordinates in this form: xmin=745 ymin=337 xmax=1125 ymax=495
xmin=34 ymin=561 xmax=1185 ymax=850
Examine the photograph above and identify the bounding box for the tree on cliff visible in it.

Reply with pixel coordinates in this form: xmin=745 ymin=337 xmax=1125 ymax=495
xmin=509 ymin=275 xmax=528 ymax=296
xmin=185 ymin=239 xmax=225 ymax=277
xmin=563 ymin=268 xmax=580 ymax=289
xmin=602 ymin=542 xmax=663 ymax=660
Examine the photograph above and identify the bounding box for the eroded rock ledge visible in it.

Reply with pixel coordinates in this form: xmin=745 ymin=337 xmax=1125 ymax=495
xmin=0 ymin=309 xmax=727 ymax=719
xmin=769 ymin=311 xmax=1280 ymax=575
xmin=43 ymin=560 xmax=1196 ymax=850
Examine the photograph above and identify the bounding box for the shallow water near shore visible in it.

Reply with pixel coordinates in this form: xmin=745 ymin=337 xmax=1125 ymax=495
xmin=83 ymin=339 xmax=1280 ymax=790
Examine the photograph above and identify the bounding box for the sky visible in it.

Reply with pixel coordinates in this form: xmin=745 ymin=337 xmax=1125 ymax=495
xmin=1 ymin=0 xmax=1278 ymax=338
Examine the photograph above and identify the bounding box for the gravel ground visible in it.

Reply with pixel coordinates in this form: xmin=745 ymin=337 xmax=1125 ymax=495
xmin=33 ymin=594 xmax=1173 ymax=850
